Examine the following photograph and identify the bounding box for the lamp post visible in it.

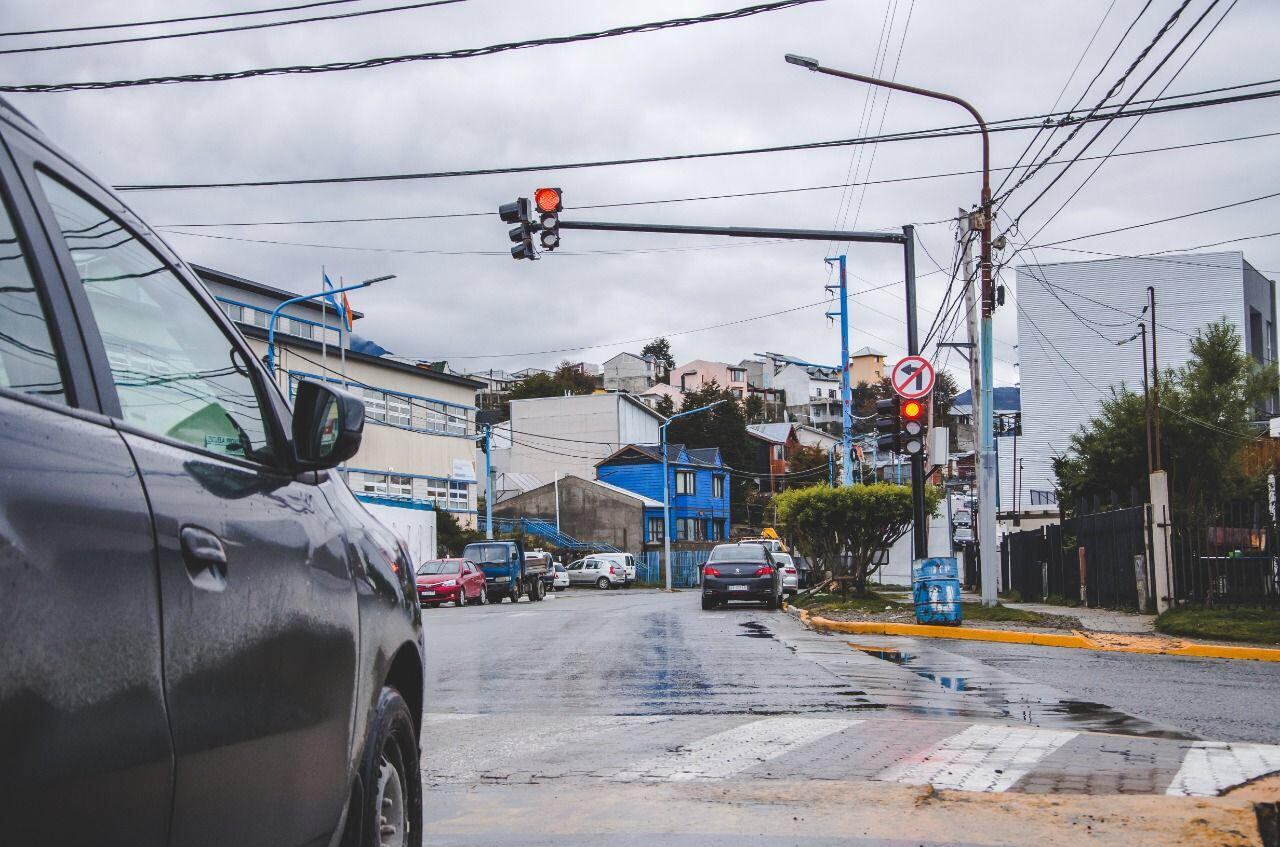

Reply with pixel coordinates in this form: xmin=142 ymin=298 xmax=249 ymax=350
xmin=266 ymin=274 xmax=394 ymax=379
xmin=786 ymin=53 xmax=994 ymax=598
xmin=661 ymin=399 xmax=726 ymax=591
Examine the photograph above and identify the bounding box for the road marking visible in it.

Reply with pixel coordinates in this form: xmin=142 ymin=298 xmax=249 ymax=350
xmin=609 ymin=717 xmax=862 ymax=782
xmin=877 ymin=724 xmax=1077 ymax=792
xmin=422 ymin=712 xmax=482 ymax=723
xmin=1165 ymin=741 xmax=1280 ymax=796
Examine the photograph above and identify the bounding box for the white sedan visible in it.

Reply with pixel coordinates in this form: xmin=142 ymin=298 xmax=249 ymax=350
xmin=551 ymin=563 xmax=570 ymax=591
xmin=773 ymin=552 xmax=799 ymax=596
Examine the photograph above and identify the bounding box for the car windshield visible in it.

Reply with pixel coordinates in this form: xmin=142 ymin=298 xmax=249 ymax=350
xmin=707 ymin=544 xmax=768 ymax=563
xmin=416 ymin=560 xmax=459 ymax=575
xmin=554 ymin=564 xmax=566 ymax=572
xmin=773 ymin=553 xmax=793 ymax=566
xmin=462 ymin=543 xmax=511 ymax=565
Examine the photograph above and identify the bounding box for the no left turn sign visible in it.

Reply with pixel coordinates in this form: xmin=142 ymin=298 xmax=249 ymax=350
xmin=890 ymin=355 xmax=935 ymax=400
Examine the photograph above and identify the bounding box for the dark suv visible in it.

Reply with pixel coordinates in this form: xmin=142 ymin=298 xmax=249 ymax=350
xmin=700 ymin=542 xmax=783 ymax=610
xmin=0 ymin=99 xmax=425 ymax=846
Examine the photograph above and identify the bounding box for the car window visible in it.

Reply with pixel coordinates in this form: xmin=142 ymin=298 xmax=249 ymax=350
xmin=37 ymin=174 xmax=272 ymax=462
xmin=0 ymin=189 xmax=65 ymax=403
xmin=707 ymin=544 xmax=768 ymax=563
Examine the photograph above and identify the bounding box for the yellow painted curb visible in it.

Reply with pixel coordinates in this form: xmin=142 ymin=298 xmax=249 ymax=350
xmin=786 ymin=605 xmax=1280 ymax=662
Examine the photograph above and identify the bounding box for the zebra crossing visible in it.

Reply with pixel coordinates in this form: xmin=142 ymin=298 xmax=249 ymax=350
xmin=421 ymin=711 xmax=1280 ymax=796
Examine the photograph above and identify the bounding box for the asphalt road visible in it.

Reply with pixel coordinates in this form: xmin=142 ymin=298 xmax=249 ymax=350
xmin=418 ymin=588 xmax=1280 ymax=846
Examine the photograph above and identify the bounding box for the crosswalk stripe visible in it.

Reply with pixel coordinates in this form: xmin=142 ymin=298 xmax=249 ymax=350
xmin=1165 ymin=741 xmax=1280 ymax=796
xmin=876 ymin=724 xmax=1077 ymax=793
xmin=609 ymin=717 xmax=862 ymax=782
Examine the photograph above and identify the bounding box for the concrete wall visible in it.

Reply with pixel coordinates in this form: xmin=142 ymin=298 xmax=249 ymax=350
xmin=493 ymin=476 xmax=646 ymax=552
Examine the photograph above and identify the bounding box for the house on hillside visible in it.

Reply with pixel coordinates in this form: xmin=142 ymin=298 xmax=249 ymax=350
xmin=603 ymin=352 xmax=660 ymax=393
xmin=637 ymin=381 xmax=684 ymax=411
xmin=672 ymin=359 xmax=749 ymax=399
xmin=596 ymin=444 xmax=730 ymax=544
xmin=746 ymin=423 xmax=800 ymax=492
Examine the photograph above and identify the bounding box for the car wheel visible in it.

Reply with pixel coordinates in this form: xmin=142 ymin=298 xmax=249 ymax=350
xmin=766 ymin=594 xmax=779 ymax=611
xmin=342 ymin=686 xmax=421 ymax=847
xmin=595 ymin=577 xmax=610 ymax=590
xmin=701 ymin=597 xmax=716 ymax=611
xmin=479 ymin=588 xmax=489 ymax=605
xmin=456 ymin=592 xmax=466 ymax=607
xmin=509 ymin=584 xmax=521 ymax=603
xmin=532 ymin=579 xmax=545 ymax=601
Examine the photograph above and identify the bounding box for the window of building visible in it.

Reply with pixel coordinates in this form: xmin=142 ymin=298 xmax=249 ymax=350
xmin=386 ymin=394 xmax=411 ymax=428
xmin=647 ymin=516 xmax=664 ymax=542
xmin=729 ymin=367 xmax=746 ymax=382
xmin=218 ymin=300 xmax=242 ymax=322
xmin=675 ymin=470 xmax=696 ymax=495
xmin=448 ymin=481 xmax=469 ymax=509
xmin=0 ymin=192 xmax=65 ymax=404
xmin=731 ymin=388 xmax=743 ymax=399
xmin=388 ymin=475 xmax=412 ymax=498
xmin=361 ymin=387 xmax=387 ymax=422
xmin=712 ymin=475 xmax=725 ymax=499
xmin=39 ymin=174 xmax=271 ymax=460
xmin=674 ymin=518 xmax=692 ymax=541
xmin=360 ymin=473 xmax=388 ymax=495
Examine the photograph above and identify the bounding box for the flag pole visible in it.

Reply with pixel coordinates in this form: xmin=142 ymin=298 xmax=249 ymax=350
xmin=339 ymin=275 xmax=348 ymax=392
xmin=320 ymin=265 xmax=328 ymax=386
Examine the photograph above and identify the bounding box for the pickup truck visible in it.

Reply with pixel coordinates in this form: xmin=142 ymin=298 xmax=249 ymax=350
xmin=462 ymin=539 xmax=548 ymax=603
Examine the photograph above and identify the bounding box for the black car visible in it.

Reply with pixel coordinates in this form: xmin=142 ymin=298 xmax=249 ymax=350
xmin=0 ymin=98 xmax=425 ymax=847
xmin=700 ymin=543 xmax=783 ymax=610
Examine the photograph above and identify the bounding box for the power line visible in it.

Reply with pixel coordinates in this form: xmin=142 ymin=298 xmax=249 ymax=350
xmin=0 ymin=0 xmax=365 ymax=37
xmin=1 ymin=0 xmax=823 ymax=93
xmin=149 ymin=127 xmax=1280 ymax=228
xmin=0 ymin=0 xmax=465 ymax=55
xmin=107 ymin=83 xmax=1280 ymax=192
xmin=1010 ymin=0 xmax=1238 ymax=246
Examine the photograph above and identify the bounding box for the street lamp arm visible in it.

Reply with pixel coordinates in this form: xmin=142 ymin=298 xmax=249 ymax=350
xmin=266 ymin=278 xmax=387 ymax=377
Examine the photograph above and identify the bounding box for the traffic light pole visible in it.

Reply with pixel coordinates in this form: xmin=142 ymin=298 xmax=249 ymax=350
xmin=557 ymin=217 xmax=928 ymax=559
xmin=826 ymin=254 xmax=854 ymax=487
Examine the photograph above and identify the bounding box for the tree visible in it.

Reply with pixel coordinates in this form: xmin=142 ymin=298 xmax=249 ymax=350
xmin=775 ymin=483 xmax=942 ymax=595
xmin=641 ymin=337 xmax=675 ymax=383
xmin=653 ymin=393 xmax=675 ymax=417
xmin=508 ymin=361 xmax=597 ymax=401
xmin=665 ymin=381 xmax=754 ymax=508
xmin=785 ymin=444 xmax=830 ymax=488
xmin=933 ymin=370 xmax=959 ymax=420
xmin=1054 ymin=319 xmax=1277 ymax=510
xmin=744 ymin=393 xmax=766 ymax=424
xmin=437 ymin=509 xmax=482 ymax=556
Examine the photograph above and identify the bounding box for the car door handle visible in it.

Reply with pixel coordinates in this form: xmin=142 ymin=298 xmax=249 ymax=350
xmin=180 ymin=525 xmax=228 ymax=592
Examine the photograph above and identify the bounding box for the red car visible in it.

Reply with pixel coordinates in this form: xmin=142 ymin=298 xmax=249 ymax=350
xmin=416 ymin=558 xmax=487 ymax=607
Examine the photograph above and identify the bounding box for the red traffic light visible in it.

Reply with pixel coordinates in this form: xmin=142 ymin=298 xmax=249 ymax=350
xmin=534 ymin=187 xmax=562 ymax=213
xmin=901 ymin=399 xmax=924 ymax=421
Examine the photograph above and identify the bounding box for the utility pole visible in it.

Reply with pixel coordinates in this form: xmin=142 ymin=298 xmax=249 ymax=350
xmin=482 ymin=423 xmax=493 ymax=540
xmin=1148 ymin=286 xmax=1162 ymax=470
xmin=825 ymin=254 xmax=854 ymax=486
xmin=1140 ymin=323 xmax=1152 ymax=474
xmin=960 ymin=214 xmax=997 ymax=605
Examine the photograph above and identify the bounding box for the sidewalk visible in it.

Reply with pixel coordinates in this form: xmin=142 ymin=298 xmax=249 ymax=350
xmin=1003 ymin=601 xmax=1156 ymax=634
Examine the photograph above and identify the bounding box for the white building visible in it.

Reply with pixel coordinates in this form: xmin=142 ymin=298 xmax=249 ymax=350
xmin=1014 ymin=251 xmax=1277 ymax=505
xmin=492 ymin=393 xmax=665 ymax=492
xmin=603 ymin=352 xmax=659 ymax=394
xmin=196 ymin=265 xmax=485 ymax=529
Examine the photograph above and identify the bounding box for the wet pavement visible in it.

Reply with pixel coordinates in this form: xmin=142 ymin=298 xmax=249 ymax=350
xmin=419 ymin=588 xmax=1280 ymax=845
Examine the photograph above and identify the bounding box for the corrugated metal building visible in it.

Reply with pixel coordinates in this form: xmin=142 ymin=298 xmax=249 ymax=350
xmin=1014 ymin=251 xmax=1277 ymax=504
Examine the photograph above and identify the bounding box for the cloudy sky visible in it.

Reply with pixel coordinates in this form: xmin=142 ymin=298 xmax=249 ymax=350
xmin=3 ymin=0 xmax=1276 ymax=387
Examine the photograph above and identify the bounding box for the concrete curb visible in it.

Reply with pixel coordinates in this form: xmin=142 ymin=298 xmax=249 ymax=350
xmin=784 ymin=605 xmax=1280 ymax=663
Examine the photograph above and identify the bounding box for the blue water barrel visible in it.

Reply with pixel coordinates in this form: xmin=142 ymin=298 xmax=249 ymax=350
xmin=913 ymin=557 xmax=963 ymax=625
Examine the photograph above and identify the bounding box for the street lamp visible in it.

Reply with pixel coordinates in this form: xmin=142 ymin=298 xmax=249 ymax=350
xmin=786 ymin=53 xmax=998 ymax=604
xmin=266 ymin=274 xmax=395 ymax=377
xmin=660 ymin=399 xmax=726 ymax=591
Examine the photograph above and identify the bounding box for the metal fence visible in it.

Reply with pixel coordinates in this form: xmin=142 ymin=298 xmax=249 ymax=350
xmin=1002 ymin=506 xmax=1147 ymax=609
xmin=1166 ymin=501 xmax=1280 ymax=607
xmin=638 ymin=548 xmax=714 ymax=588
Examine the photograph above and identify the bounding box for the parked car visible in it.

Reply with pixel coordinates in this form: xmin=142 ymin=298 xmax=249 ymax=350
xmin=700 ymin=543 xmax=782 ymax=610
xmin=551 ymin=562 xmax=570 ymax=591
xmin=774 ymin=552 xmax=800 ymax=596
xmin=954 ymin=526 xmax=974 ymax=543
xmin=593 ymin=552 xmax=637 ymax=586
xmin=953 ymin=509 xmax=973 ymax=527
xmin=417 ymin=558 xmax=487 ymax=607
xmin=0 ymin=97 xmax=424 ymax=846
xmin=527 ymin=549 xmax=557 ymax=593
xmin=566 ymin=556 xmax=626 ymax=589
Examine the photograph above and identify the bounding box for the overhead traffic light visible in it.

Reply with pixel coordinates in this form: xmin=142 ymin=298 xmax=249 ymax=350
xmin=499 ymin=198 xmax=536 ymax=260
xmin=534 ymin=187 xmax=562 ymax=251
xmin=900 ymin=397 xmax=926 ymax=456
xmin=875 ymin=396 xmax=900 ymax=453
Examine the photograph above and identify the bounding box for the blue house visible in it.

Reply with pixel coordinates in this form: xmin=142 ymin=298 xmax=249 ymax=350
xmin=596 ymin=444 xmax=730 ymax=546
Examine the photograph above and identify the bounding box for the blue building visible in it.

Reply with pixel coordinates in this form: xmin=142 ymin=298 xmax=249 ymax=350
xmin=596 ymin=444 xmax=730 ymax=546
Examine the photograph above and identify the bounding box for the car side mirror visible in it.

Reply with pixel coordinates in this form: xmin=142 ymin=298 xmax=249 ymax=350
xmin=292 ymin=380 xmax=364 ymax=469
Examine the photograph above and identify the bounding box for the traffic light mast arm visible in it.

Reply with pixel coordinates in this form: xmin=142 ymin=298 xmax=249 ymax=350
xmin=559 ymin=219 xmax=907 ymax=245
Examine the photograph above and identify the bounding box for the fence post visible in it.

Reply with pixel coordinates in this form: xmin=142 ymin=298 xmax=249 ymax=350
xmin=1149 ymin=470 xmax=1173 ymax=613
xmin=1078 ymin=546 xmax=1088 ymax=606
xmin=1134 ymin=554 xmax=1149 ymax=613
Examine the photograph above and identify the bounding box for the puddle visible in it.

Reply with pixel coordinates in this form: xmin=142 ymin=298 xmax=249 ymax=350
xmin=737 ymin=622 xmax=775 ymax=639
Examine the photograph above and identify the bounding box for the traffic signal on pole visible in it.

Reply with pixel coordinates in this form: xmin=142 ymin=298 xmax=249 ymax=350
xmin=499 ymin=198 xmax=536 ymax=260
xmin=534 ymin=187 xmax=562 ymax=251
xmin=900 ymin=397 xmax=927 ymax=456
xmin=875 ymin=396 xmax=901 ymax=453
